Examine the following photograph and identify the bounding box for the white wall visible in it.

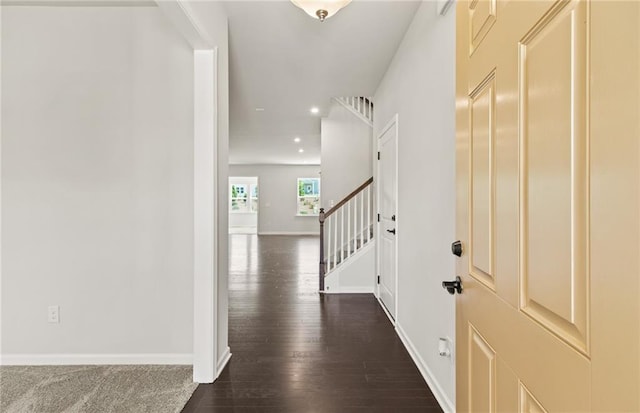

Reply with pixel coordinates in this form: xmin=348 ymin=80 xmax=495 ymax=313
xmin=1 ymin=6 xmax=194 ymax=358
xmin=373 ymin=2 xmax=456 ymax=410
xmin=229 ymin=176 xmax=258 ymax=232
xmin=229 ymin=164 xmax=320 ymax=235
xmin=321 ymin=101 xmax=373 ymax=208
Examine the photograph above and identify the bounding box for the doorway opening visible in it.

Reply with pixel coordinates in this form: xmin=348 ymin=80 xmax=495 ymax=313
xmin=229 ymin=176 xmax=259 ymax=234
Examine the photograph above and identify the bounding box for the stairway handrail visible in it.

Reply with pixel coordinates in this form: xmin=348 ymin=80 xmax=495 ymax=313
xmin=320 ymin=177 xmax=374 ymax=222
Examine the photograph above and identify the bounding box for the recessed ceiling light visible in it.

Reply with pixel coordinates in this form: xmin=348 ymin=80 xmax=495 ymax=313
xmin=310 ymin=107 xmax=320 ymax=114
xmin=299 ymin=148 xmax=305 ymax=153
xmin=255 ymin=108 xmax=265 ymax=112
xmin=294 ymin=137 xmax=301 ymax=143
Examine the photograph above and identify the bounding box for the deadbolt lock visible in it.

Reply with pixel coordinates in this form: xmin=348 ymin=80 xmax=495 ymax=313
xmin=451 ymin=240 xmax=463 ymax=257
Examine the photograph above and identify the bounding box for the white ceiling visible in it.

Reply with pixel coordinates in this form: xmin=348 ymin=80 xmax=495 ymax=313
xmin=224 ymin=0 xmax=421 ymax=165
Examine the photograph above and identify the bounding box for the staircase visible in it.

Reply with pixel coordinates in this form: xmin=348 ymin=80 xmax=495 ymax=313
xmin=319 ymin=177 xmax=374 ymax=292
xmin=334 ymin=96 xmax=374 ymax=126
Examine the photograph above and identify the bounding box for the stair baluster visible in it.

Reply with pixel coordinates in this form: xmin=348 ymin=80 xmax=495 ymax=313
xmin=318 ymin=177 xmax=374 ymax=292
xmin=334 ymin=96 xmax=374 ymax=126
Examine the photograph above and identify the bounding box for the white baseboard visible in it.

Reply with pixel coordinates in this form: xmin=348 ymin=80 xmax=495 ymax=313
xmin=229 ymin=227 xmax=257 ymax=234
xmin=0 ymin=353 xmax=193 ymax=366
xmin=324 ymin=287 xmax=374 ymax=294
xmin=376 ymin=295 xmax=396 ymax=327
xmin=396 ymin=324 xmax=455 ymax=413
xmin=258 ymin=231 xmax=319 ymax=236
xmin=215 ymin=346 xmax=232 ymax=379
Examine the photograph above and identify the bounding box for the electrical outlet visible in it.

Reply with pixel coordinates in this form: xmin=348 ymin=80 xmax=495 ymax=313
xmin=48 ymin=305 xmax=60 ymax=323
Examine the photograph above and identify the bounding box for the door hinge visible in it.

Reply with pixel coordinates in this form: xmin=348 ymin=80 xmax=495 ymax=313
xmin=377 ymin=213 xmax=380 ymax=222
xmin=377 ymin=275 xmax=380 ymax=284
xmin=377 ymin=151 xmax=380 ymax=160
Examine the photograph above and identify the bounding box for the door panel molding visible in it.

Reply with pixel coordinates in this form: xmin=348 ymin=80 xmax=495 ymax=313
xmin=469 ymin=0 xmax=497 ymax=55
xmin=518 ymin=0 xmax=589 ymax=356
xmin=519 ymin=382 xmax=548 ymax=413
xmin=469 ymin=70 xmax=497 ymax=291
xmin=468 ymin=323 xmax=497 ymax=412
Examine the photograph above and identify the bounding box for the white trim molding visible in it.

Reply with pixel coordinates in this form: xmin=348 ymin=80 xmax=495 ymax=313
xmin=0 ymin=354 xmax=193 ymax=366
xmin=375 ymin=114 xmax=400 ymax=322
xmin=377 ymin=296 xmax=396 ymax=327
xmin=258 ymin=232 xmax=319 ymax=236
xmin=216 ymin=346 xmax=232 ymax=379
xmin=155 ymin=0 xmax=211 ymax=50
xmin=396 ymin=324 xmax=455 ymax=413
xmin=193 ymin=48 xmax=218 ymax=384
xmin=157 ymin=0 xmax=225 ymax=385
xmin=323 ymin=287 xmax=374 ymax=294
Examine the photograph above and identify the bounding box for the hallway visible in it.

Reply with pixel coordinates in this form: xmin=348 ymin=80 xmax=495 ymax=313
xmin=182 ymin=235 xmax=442 ymax=412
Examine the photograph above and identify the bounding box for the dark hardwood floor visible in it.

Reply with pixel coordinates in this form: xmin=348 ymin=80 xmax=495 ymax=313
xmin=182 ymin=234 xmax=443 ymax=413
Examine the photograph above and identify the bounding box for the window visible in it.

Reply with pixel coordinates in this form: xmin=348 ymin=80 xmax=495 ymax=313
xmin=297 ymin=177 xmax=320 ymax=215
xmin=230 ymin=184 xmax=249 ymax=212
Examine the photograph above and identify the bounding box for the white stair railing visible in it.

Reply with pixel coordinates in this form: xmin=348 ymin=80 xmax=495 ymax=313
xmin=318 ymin=177 xmax=374 ymax=291
xmin=335 ymin=96 xmax=374 ymax=126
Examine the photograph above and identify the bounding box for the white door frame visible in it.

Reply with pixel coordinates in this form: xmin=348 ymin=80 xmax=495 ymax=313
xmin=156 ymin=1 xmax=227 ymax=384
xmin=252 ymin=176 xmax=260 ymax=234
xmin=193 ymin=48 xmax=218 ymax=383
xmin=376 ymin=114 xmax=399 ymax=324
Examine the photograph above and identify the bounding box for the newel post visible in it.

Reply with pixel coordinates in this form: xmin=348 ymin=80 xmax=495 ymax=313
xmin=319 ymin=208 xmax=325 ymax=292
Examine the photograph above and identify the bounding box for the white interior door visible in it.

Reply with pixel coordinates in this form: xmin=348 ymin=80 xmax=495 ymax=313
xmin=378 ymin=117 xmax=397 ymax=319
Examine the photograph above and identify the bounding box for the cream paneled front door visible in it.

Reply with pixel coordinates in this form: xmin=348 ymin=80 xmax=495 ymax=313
xmin=455 ymin=0 xmax=640 ymax=411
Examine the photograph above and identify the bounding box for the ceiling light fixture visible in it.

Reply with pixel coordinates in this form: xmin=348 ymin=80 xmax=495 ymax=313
xmin=291 ymin=0 xmax=352 ymax=22
xmin=294 ymin=137 xmax=301 ymax=143
xmin=310 ymin=107 xmax=320 ymax=114
xmin=299 ymin=148 xmax=305 ymax=153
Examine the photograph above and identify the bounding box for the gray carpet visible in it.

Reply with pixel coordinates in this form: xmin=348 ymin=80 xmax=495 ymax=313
xmin=0 ymin=365 xmax=197 ymax=413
